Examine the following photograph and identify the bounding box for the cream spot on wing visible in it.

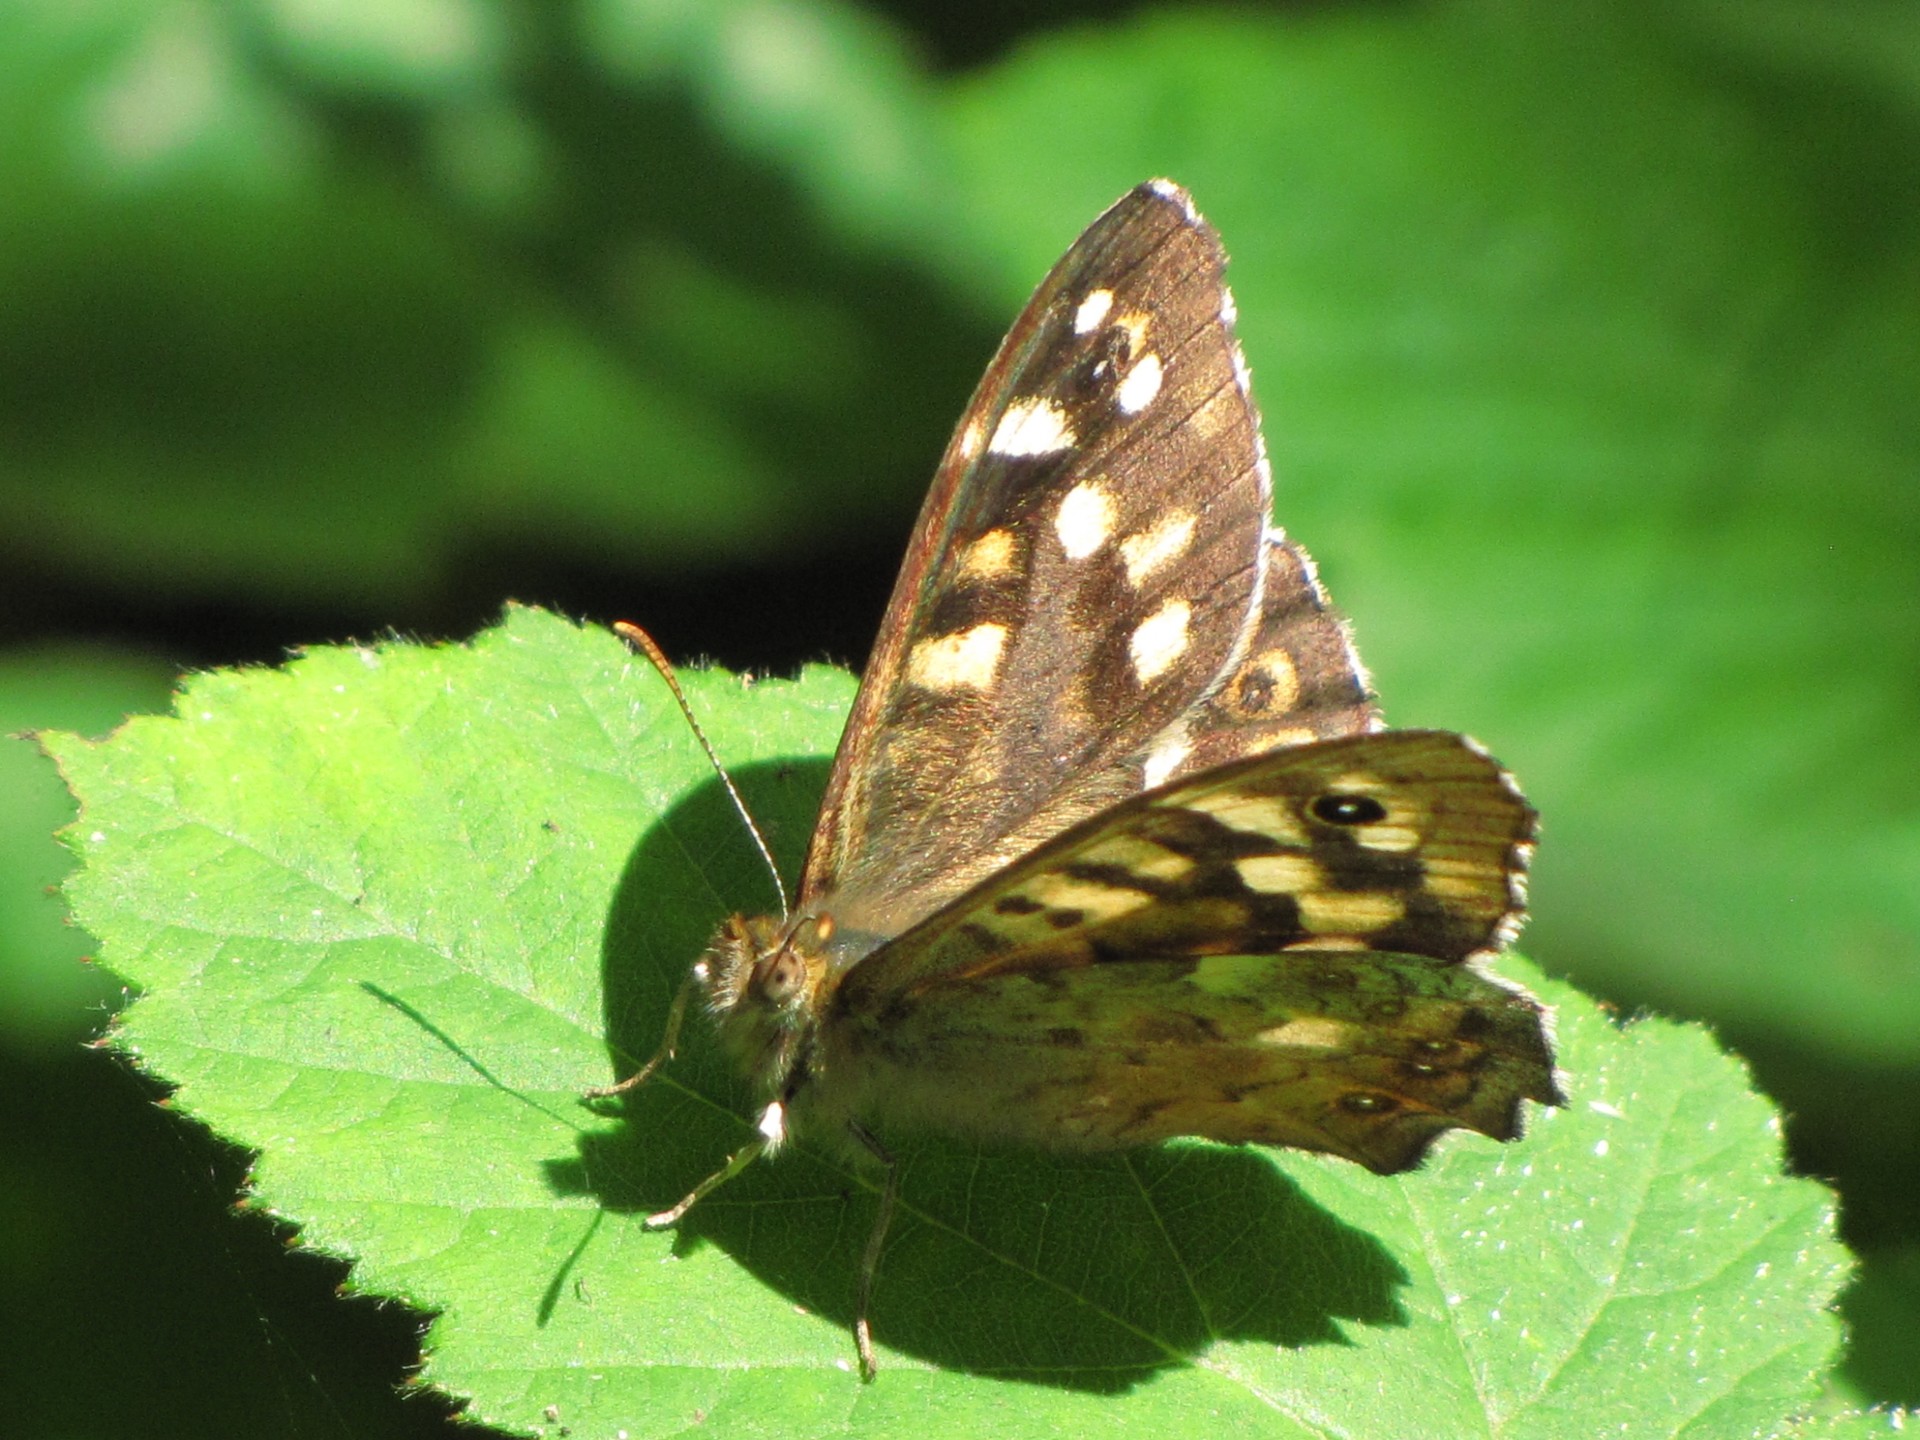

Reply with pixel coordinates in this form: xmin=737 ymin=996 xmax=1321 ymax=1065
xmin=1255 ymin=726 xmax=1318 ymax=748
xmin=1330 ymin=770 xmax=1384 ymax=792
xmin=1298 ymin=890 xmax=1406 ymax=934
xmin=1116 ymin=311 xmax=1151 ymax=354
xmin=1424 ymin=870 xmax=1494 ymax=902
xmin=1054 ymin=480 xmax=1116 ymax=559
xmin=990 ymin=398 xmax=1076 ymax=457
xmin=1129 ymin=598 xmax=1191 ymax=684
xmin=1234 ymin=852 xmax=1325 ymax=894
xmin=905 ymin=623 xmax=1007 ymax=691
xmin=1256 ymin=1017 xmax=1356 ymax=1051
xmin=1180 ymin=788 xmax=1307 ymax=843
xmin=1118 ymin=509 xmax=1196 ymax=588
xmin=1075 ymin=288 xmax=1114 ymax=334
xmin=1116 ymin=353 xmax=1163 ymax=414
xmin=1285 ymin=935 xmax=1369 ymax=952
xmin=1024 ymin=873 xmax=1153 ymax=922
xmin=956 ymin=528 xmax=1017 ymax=581
xmin=1078 ymin=834 xmax=1195 ymax=883
xmin=1356 ymin=824 xmax=1422 ymax=853
xmin=957 ymin=415 xmax=985 ymax=460
xmin=1141 ymin=732 xmax=1190 ymax=789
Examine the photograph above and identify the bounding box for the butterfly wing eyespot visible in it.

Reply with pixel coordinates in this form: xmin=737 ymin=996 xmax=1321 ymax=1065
xmin=1311 ymin=794 xmax=1389 ymax=826
xmin=1338 ymin=1092 xmax=1393 ymax=1115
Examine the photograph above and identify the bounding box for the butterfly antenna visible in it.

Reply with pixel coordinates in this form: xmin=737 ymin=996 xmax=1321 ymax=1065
xmin=613 ymin=621 xmax=790 ymax=918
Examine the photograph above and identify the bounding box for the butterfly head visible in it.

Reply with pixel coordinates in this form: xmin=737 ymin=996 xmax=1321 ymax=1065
xmin=700 ymin=911 xmax=839 ymax=1104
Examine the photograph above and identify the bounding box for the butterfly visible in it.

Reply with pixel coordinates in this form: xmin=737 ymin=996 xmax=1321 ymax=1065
xmin=608 ymin=179 xmax=1561 ymax=1378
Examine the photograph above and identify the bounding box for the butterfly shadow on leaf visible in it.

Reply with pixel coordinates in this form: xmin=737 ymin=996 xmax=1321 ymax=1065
xmin=550 ymin=760 xmax=1415 ymax=1390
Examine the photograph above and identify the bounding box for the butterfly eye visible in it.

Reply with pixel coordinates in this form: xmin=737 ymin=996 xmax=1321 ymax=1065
xmin=757 ymin=949 xmax=806 ymax=1005
xmin=1310 ymin=793 xmax=1388 ymax=826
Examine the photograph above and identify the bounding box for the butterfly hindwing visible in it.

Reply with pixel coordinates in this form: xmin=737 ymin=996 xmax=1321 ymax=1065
xmin=804 ymin=183 xmax=1276 ymax=938
xmin=820 ymin=729 xmax=1552 ymax=1171
xmin=835 ymin=730 xmax=1534 ymax=1004
xmin=833 ymin=949 xmax=1559 ymax=1174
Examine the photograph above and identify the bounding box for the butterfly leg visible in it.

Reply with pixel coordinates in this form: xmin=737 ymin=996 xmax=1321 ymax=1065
xmin=847 ymin=1120 xmax=898 ymax=1383
xmin=584 ymin=967 xmax=700 ymax=1099
xmin=644 ymin=1130 xmax=771 ymax=1228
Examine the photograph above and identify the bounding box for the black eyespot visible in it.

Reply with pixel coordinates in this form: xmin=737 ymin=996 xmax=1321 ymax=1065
xmin=1312 ymin=793 xmax=1388 ymax=826
xmin=1065 ymin=327 xmax=1132 ymax=401
xmin=1233 ymin=667 xmax=1275 ymax=714
xmin=1339 ymin=1092 xmax=1396 ymax=1115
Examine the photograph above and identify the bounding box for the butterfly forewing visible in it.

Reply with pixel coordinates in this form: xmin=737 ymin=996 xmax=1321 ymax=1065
xmin=804 ymin=183 xmax=1276 ymax=937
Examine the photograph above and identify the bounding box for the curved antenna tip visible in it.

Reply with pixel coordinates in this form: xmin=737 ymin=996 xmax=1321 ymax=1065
xmin=613 ymin=621 xmax=790 ymax=918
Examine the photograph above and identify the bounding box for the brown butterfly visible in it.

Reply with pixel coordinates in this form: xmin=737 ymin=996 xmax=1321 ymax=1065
xmin=607 ymin=179 xmax=1560 ymax=1378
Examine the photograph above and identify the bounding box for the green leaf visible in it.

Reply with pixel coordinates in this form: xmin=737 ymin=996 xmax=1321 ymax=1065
xmin=51 ymin=609 xmax=1848 ymax=1437
xmin=1778 ymin=1409 xmax=1916 ymax=1440
xmin=941 ymin=0 xmax=1920 ymax=1071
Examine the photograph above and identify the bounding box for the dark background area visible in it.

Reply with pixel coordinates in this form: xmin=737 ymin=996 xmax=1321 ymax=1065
xmin=3 ymin=0 xmax=1915 ymax=1433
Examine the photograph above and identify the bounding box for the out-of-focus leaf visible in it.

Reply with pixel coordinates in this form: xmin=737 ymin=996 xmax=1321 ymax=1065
xmin=0 ymin=0 xmax=967 ymax=605
xmin=581 ymin=0 xmax=959 ymax=252
xmin=0 ymin=646 xmax=174 ymax=1051
xmin=1839 ymin=1245 xmax=1920 ymax=1409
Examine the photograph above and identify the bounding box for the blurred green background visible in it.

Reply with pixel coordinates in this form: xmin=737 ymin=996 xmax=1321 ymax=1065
xmin=3 ymin=0 xmax=1914 ymax=1433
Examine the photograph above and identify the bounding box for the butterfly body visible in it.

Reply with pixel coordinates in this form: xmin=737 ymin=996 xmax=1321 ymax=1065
xmin=628 ymin=179 xmax=1559 ymax=1376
